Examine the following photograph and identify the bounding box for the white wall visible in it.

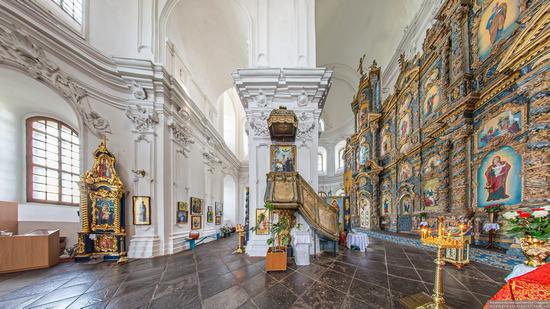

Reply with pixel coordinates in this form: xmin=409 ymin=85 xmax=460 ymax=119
xmin=0 ymin=0 xmax=247 ymax=258
xmin=0 ymin=68 xmax=81 ymax=246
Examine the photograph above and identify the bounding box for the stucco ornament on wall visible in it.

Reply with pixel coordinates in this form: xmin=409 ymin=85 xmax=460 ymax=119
xmin=0 ymin=25 xmax=112 ymax=137
xmin=249 ymin=112 xmax=270 ymax=138
xmin=297 ymin=112 xmax=316 ymax=141
xmin=131 ymin=80 xmax=147 ymax=100
xmin=125 ymin=104 xmax=159 ymax=132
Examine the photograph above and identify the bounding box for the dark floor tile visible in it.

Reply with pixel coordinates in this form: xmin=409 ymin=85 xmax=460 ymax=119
xmin=424 ymin=284 xmax=483 ymax=308
xmin=444 ymin=265 xmax=492 ymax=281
xmin=289 ymin=297 xmax=312 ymax=309
xmin=318 ymin=269 xmax=353 ymax=293
xmin=27 ymin=282 xmax=90 ymax=307
xmin=416 ymin=269 xmax=465 ymax=290
xmin=67 ymin=285 xmax=119 ymax=309
xmin=340 ymin=296 xmax=371 ymax=309
xmin=474 ymin=264 xmax=509 ymax=283
xmin=0 ymin=278 xmax=68 ymax=302
xmin=310 ymin=256 xmax=334 ymax=268
xmin=81 ymin=300 xmax=109 ymax=309
xmin=409 ymin=259 xmax=436 ymax=271
xmin=199 ymin=264 xmax=231 ymax=282
xmin=450 ymin=275 xmax=502 ymax=297
xmin=27 ymin=296 xmax=79 ymax=309
xmin=355 ymin=260 xmax=387 ymax=273
xmin=388 ymin=276 xmax=428 ymax=298
xmin=149 ymin=291 xmax=190 ymax=309
xmin=240 ymin=273 xmax=278 ymax=298
xmin=226 ymin=259 xmax=250 ymax=272
xmin=252 ymin=283 xmax=297 ymax=309
xmin=114 ymin=277 xmax=159 ymax=297
xmin=354 ymin=268 xmax=389 ymax=289
xmin=105 ymin=286 xmax=155 ymax=309
xmin=232 ymin=264 xmax=263 ymax=284
xmin=299 ymin=281 xmax=346 ymax=309
xmin=348 ymin=279 xmax=392 ymax=307
xmin=387 ymin=265 xmax=421 ymax=281
xmin=0 ymin=295 xmax=42 ymax=309
xmin=154 ymin=274 xmax=198 ymax=300
xmin=365 ymin=253 xmax=387 ymax=263
xmin=295 ymin=263 xmax=327 ymax=281
xmin=328 ymin=261 xmax=357 ymax=277
xmin=238 ymin=299 xmax=258 ymax=309
xmin=203 ymin=285 xmax=249 ymax=309
xmin=200 ymin=271 xmax=238 ymax=300
xmin=266 ymin=268 xmax=294 ymax=281
xmin=386 ymin=256 xmax=412 ymax=267
xmin=281 ymin=272 xmax=315 ymax=296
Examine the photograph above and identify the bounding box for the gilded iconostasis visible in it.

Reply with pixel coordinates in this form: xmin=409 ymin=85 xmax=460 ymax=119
xmin=343 ymin=0 xmax=548 ymax=252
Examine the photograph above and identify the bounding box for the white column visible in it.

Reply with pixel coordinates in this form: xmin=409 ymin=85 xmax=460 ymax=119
xmin=244 ymin=0 xmax=317 ymax=68
xmin=233 ymin=68 xmax=332 ymax=256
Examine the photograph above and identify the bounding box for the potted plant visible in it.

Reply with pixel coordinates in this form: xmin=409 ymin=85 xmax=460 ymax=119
xmin=220 ymin=225 xmax=232 ymax=238
xmin=502 ymin=206 xmax=550 ymax=267
xmin=251 ymin=202 xmax=290 ymax=271
xmin=484 ymin=204 xmax=504 ymax=223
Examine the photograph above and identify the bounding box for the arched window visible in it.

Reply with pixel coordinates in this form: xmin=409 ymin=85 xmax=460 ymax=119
xmin=51 ymin=0 xmax=83 ymax=24
xmin=319 ymin=118 xmax=325 ymax=133
xmin=334 ymin=140 xmax=346 ymax=172
xmin=26 ymin=117 xmax=80 ymax=205
xmin=318 ymin=146 xmax=327 ymax=174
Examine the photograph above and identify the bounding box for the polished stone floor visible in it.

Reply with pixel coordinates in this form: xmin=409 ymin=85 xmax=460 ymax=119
xmin=0 ymin=236 xmax=508 ymax=309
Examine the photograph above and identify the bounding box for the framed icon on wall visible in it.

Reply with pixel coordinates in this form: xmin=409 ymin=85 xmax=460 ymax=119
xmin=133 ymin=196 xmax=151 ymax=225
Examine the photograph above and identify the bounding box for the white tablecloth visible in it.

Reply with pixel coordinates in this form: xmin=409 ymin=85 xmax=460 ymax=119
xmin=291 ymin=230 xmax=311 ymax=266
xmin=483 ymin=223 xmax=500 ymax=232
xmin=291 ymin=231 xmax=311 ymax=246
xmin=505 ymin=264 xmax=536 ymax=282
xmin=347 ymin=233 xmax=369 ymax=252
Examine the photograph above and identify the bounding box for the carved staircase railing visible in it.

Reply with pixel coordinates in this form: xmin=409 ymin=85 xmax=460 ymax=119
xmin=265 ymin=172 xmax=339 ymax=241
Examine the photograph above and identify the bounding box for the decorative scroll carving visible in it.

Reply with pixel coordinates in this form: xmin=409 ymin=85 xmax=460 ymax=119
xmin=168 ymin=120 xmax=194 ymax=149
xmin=296 ymin=112 xmax=316 ymax=141
xmin=0 ymin=25 xmax=111 ymax=137
xmin=130 ymin=80 xmax=147 ymax=100
xmin=125 ymin=104 xmax=159 ymax=132
xmin=202 ymin=150 xmax=222 ymax=172
xmin=249 ymin=112 xmax=269 ymax=138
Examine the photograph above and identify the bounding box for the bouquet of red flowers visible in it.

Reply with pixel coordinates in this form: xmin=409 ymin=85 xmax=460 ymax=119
xmin=502 ymin=206 xmax=550 ymax=240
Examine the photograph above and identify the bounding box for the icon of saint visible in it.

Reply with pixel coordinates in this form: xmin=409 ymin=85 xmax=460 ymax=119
xmin=484 ymin=155 xmax=511 ymax=201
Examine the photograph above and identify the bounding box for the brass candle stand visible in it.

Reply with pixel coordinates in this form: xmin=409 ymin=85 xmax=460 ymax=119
xmin=234 ymin=224 xmax=246 ymax=254
xmin=403 ymin=217 xmax=467 ymax=309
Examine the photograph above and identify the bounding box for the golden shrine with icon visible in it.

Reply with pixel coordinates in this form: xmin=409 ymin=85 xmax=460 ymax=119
xmin=75 ymin=139 xmax=126 ymax=262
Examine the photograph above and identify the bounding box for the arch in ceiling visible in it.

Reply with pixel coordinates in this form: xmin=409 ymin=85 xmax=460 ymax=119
xmin=157 ymin=0 xmax=254 ymax=64
xmin=159 ymin=0 xmax=252 ymax=106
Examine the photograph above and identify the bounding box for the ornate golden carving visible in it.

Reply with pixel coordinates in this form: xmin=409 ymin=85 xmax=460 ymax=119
xmin=78 ymin=139 xmax=125 ymax=259
xmin=497 ymin=2 xmax=549 ymax=73
xmin=94 ymin=234 xmax=118 ymax=253
xmin=520 ymin=236 xmax=550 ymax=267
xmin=90 ymin=188 xmax=122 ymax=233
xmin=265 ymin=172 xmax=338 ymax=240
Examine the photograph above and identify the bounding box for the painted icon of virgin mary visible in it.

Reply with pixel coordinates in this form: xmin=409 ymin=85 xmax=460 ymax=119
xmin=484 ymin=155 xmax=511 ymax=201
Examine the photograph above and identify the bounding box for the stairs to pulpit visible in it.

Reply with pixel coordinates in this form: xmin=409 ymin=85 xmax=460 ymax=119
xmin=264 ymin=172 xmax=339 ymax=248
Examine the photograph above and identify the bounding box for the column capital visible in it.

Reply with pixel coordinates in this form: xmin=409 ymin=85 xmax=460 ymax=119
xmin=232 ymin=68 xmax=332 ymax=110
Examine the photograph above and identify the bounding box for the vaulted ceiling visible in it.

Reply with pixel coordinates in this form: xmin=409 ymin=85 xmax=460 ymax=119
xmin=316 ymin=0 xmax=423 ymax=137
xmin=165 ymin=0 xmax=249 ymax=106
